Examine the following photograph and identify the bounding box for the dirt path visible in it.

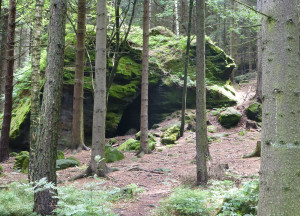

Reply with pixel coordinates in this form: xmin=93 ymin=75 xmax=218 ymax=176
xmin=0 ymin=81 xmax=260 ymax=216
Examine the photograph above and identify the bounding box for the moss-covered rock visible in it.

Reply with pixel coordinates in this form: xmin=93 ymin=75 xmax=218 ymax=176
xmin=118 ymin=138 xmax=156 ymax=151
xmin=246 ymin=102 xmax=262 ymax=122
xmin=135 ymin=131 xmax=157 ymax=143
xmin=206 ymin=85 xmax=237 ymax=108
xmin=218 ymin=108 xmax=242 ymax=128
xmin=66 ymin=156 xmax=80 ymax=165
xmin=56 ymin=159 xmax=80 ymax=170
xmin=13 ymin=151 xmax=29 ymax=173
xmin=105 ymin=145 xmax=125 ymax=163
xmin=150 ymin=26 xmax=175 ymax=37
xmin=0 ymin=165 xmax=3 ymax=176
xmin=57 ymin=150 xmax=65 ymax=160
xmin=108 ymin=138 xmax=117 ymax=145
xmin=161 ymin=125 xmax=180 ymax=145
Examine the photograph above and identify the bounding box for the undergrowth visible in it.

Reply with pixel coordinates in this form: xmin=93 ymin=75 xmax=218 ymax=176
xmin=0 ymin=178 xmax=143 ymax=216
xmin=155 ymin=180 xmax=259 ymax=216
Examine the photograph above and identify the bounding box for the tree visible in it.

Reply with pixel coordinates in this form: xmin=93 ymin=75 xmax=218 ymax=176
xmin=180 ymin=0 xmax=193 ymax=137
xmin=258 ymin=0 xmax=300 ymax=215
xmin=33 ymin=0 xmax=67 ymax=214
xmin=71 ymin=0 xmax=88 ymax=151
xmin=0 ymin=7 xmax=8 ymax=113
xmin=195 ymin=0 xmax=208 ymax=185
xmin=256 ymin=0 xmax=262 ymax=101
xmin=139 ymin=0 xmax=151 ymax=156
xmin=0 ymin=0 xmax=16 ymax=162
xmin=86 ymin=0 xmax=108 ymax=177
xmin=29 ymin=0 xmax=45 ymax=182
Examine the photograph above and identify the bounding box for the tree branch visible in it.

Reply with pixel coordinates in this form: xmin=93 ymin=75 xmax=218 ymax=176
xmin=233 ymin=0 xmax=271 ymax=18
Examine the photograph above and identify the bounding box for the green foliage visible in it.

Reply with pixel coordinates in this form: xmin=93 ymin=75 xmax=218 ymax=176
xmin=217 ymin=181 xmax=259 ymax=215
xmin=157 ymin=187 xmax=209 ymax=216
xmin=108 ymin=138 xmax=117 ymax=145
xmin=0 ymin=165 xmax=3 ymax=176
xmin=156 ymin=180 xmax=259 ymax=216
xmin=0 ymin=180 xmax=143 ymax=216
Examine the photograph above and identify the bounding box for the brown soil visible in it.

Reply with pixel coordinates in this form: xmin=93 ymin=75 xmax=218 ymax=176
xmin=0 ymin=80 xmax=260 ymax=216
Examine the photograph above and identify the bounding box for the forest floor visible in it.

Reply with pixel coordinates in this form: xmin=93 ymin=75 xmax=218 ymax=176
xmin=0 ymin=80 xmax=260 ymax=216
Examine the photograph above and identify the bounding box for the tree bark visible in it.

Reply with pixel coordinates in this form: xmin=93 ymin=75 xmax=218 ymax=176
xmin=180 ymin=0 xmax=193 ymax=137
xmin=88 ymin=0 xmax=108 ymax=177
xmin=0 ymin=8 xmax=8 ymax=114
xmin=29 ymin=0 xmax=44 ymax=182
xmin=229 ymin=0 xmax=237 ymax=81
xmin=256 ymin=0 xmax=262 ymax=101
xmin=139 ymin=0 xmax=151 ymax=156
xmin=0 ymin=0 xmax=16 ymax=162
xmin=258 ymin=0 xmax=300 ymax=215
xmin=196 ymin=0 xmax=208 ymax=185
xmin=33 ymin=0 xmax=67 ymax=214
xmin=174 ymin=0 xmax=179 ymax=36
xmin=71 ymin=0 xmax=87 ymax=151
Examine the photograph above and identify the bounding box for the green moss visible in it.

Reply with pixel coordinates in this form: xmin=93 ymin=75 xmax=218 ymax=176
xmin=207 ymin=125 xmax=216 ymax=133
xmin=105 ymin=145 xmax=125 ymax=163
xmin=118 ymin=138 xmax=156 ymax=151
xmin=9 ymin=98 xmax=31 ymax=141
xmin=56 ymin=159 xmax=79 ymax=170
xmin=0 ymin=165 xmax=3 ymax=176
xmin=63 ymin=68 xmax=93 ymax=90
xmin=57 ymin=150 xmax=65 ymax=160
xmin=135 ymin=131 xmax=157 ymax=143
xmin=246 ymin=102 xmax=262 ymax=122
xmin=206 ymin=85 xmax=237 ymax=108
xmin=13 ymin=151 xmax=29 ymax=174
xmin=218 ymin=108 xmax=242 ymax=128
xmin=109 ymin=82 xmax=139 ymax=100
xmin=66 ymin=156 xmax=80 ymax=165
xmin=108 ymin=138 xmax=117 ymax=145
xmin=161 ymin=125 xmax=180 ymax=145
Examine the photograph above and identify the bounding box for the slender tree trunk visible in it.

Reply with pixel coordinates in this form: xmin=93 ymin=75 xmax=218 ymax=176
xmin=256 ymin=0 xmax=262 ymax=101
xmin=181 ymin=0 xmax=188 ymax=34
xmin=139 ymin=0 xmax=151 ymax=156
xmin=196 ymin=0 xmax=208 ymax=185
xmin=248 ymin=12 xmax=252 ymax=73
xmin=18 ymin=25 xmax=23 ymax=68
xmin=258 ymin=0 xmax=300 ymax=215
xmin=229 ymin=0 xmax=236 ymax=81
xmin=71 ymin=0 xmax=87 ymax=151
xmin=0 ymin=0 xmax=16 ymax=162
xmin=180 ymin=0 xmax=193 ymax=137
xmin=0 ymin=8 xmax=8 ymax=114
xmin=29 ymin=0 xmax=45 ymax=182
xmin=87 ymin=0 xmax=108 ymax=177
xmin=174 ymin=0 xmax=179 ymax=36
xmin=33 ymin=0 xmax=67 ymax=214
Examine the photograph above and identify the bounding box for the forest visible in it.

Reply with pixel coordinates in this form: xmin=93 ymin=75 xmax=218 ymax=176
xmin=0 ymin=0 xmax=299 ymax=215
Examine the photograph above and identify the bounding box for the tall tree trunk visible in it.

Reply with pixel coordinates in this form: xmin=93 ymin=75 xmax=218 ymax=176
xmin=174 ymin=0 xmax=179 ymax=36
xmin=229 ymin=0 xmax=236 ymax=81
xmin=196 ymin=0 xmax=208 ymax=185
xmin=0 ymin=0 xmax=16 ymax=162
xmin=180 ymin=0 xmax=193 ymax=137
xmin=181 ymin=0 xmax=188 ymax=34
xmin=256 ymin=0 xmax=262 ymax=101
xmin=29 ymin=0 xmax=44 ymax=182
xmin=258 ymin=0 xmax=300 ymax=215
xmin=33 ymin=0 xmax=67 ymax=214
xmin=71 ymin=0 xmax=87 ymax=151
xmin=0 ymin=8 xmax=8 ymax=114
xmin=18 ymin=25 xmax=23 ymax=68
xmin=248 ymin=12 xmax=252 ymax=73
xmin=87 ymin=0 xmax=108 ymax=177
xmin=139 ymin=0 xmax=151 ymax=156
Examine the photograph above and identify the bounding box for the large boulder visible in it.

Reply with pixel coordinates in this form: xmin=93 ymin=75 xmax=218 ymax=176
xmin=218 ymin=108 xmax=242 ymax=128
xmin=3 ymin=26 xmax=237 ymax=150
xmin=246 ymin=102 xmax=262 ymax=122
xmin=13 ymin=151 xmax=29 ymax=173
